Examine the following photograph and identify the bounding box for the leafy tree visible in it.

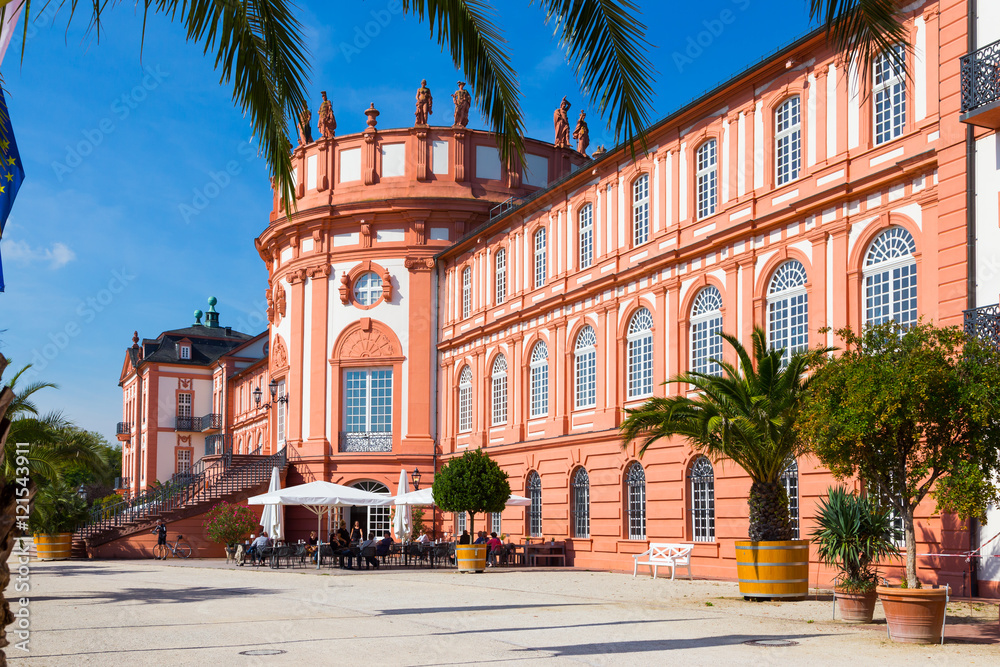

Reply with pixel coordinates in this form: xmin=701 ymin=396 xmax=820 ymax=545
xmin=811 ymin=486 xmax=900 ymax=593
xmin=26 ymin=482 xmax=90 ymax=535
xmin=799 ymin=322 xmax=1000 ymax=587
xmin=204 ymin=501 xmax=258 ymax=549
xmin=621 ymin=327 xmax=830 ymax=542
xmin=432 ymin=448 xmax=510 ymax=538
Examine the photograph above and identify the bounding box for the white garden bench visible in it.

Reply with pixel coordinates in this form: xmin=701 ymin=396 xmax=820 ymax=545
xmin=633 ymin=543 xmax=694 ymax=580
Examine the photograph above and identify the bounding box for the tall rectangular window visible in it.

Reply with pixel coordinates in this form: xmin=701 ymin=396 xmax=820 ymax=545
xmin=461 ymin=267 xmax=472 ymax=319
xmin=534 ymin=228 xmax=547 ymax=289
xmin=176 ymin=449 xmax=191 ymax=475
xmin=345 ymin=369 xmax=393 ymax=433
xmin=632 ymin=175 xmax=649 ymax=245
xmin=775 ymin=97 xmax=801 ymax=185
xmin=276 ymin=380 xmax=286 ymax=444
xmin=579 ymin=205 xmax=593 ymax=269
xmin=696 ymin=140 xmax=718 ymax=219
xmin=495 ymin=248 xmax=507 ymax=305
xmin=874 ymin=45 xmax=906 ymax=145
xmin=177 ymin=393 xmax=192 ymax=417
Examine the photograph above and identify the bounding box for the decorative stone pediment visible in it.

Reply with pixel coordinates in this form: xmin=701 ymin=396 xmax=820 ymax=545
xmin=341 ymin=327 xmax=396 ymax=359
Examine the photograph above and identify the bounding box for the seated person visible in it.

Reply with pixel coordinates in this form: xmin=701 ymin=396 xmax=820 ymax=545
xmin=376 ymin=533 xmax=394 ymax=560
xmin=458 ymin=530 xmax=471 ymax=545
xmin=486 ymin=532 xmax=503 ymax=566
xmin=416 ymin=532 xmax=431 ymax=544
xmin=306 ymin=531 xmax=319 ymax=563
xmin=473 ymin=531 xmax=487 ymax=545
xmin=358 ymin=537 xmax=379 ymax=569
xmin=247 ymin=532 xmax=270 ymax=564
xmin=334 ymin=521 xmax=355 ymax=569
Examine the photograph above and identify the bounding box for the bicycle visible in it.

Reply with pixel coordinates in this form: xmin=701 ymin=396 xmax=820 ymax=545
xmin=152 ymin=535 xmax=193 ymax=559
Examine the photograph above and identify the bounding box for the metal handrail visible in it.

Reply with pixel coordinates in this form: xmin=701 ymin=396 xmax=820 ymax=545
xmin=960 ymin=38 xmax=1000 ymax=113
xmin=116 ymin=422 xmax=131 ymax=435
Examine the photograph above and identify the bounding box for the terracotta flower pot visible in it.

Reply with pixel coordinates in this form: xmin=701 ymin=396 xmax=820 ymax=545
xmin=835 ymin=587 xmax=878 ymax=623
xmin=877 ymin=585 xmax=948 ymax=644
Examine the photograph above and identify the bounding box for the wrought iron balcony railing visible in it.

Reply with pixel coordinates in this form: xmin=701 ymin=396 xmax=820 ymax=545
xmin=199 ymin=413 xmax=222 ymax=432
xmin=964 ymin=303 xmax=1000 ymax=353
xmin=339 ymin=431 xmax=393 ymax=452
xmin=175 ymin=416 xmax=196 ymax=431
xmin=205 ymin=433 xmax=232 ymax=456
xmin=116 ymin=422 xmax=131 ymax=436
xmin=960 ymin=38 xmax=1000 ymax=128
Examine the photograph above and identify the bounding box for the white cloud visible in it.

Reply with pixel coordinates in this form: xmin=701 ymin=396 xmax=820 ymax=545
xmin=1 ymin=239 xmax=77 ymax=269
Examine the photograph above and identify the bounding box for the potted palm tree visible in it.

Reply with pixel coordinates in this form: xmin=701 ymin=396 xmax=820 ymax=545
xmin=28 ymin=482 xmax=90 ymax=560
xmin=432 ymin=449 xmax=510 ymax=573
xmin=621 ymin=327 xmax=829 ymax=600
xmin=812 ymin=486 xmax=900 ymax=622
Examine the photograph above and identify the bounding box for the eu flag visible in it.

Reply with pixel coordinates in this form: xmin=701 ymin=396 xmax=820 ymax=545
xmin=0 ymin=86 xmax=24 ymax=292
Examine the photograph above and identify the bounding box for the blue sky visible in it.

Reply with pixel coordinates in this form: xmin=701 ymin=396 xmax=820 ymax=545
xmin=0 ymin=0 xmax=814 ymax=442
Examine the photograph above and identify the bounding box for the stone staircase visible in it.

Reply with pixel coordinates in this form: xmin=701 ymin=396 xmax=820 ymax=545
xmin=77 ymin=448 xmax=286 ymax=549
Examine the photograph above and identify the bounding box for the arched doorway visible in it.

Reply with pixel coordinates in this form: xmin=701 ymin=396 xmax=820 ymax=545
xmin=349 ymin=480 xmax=391 ymax=539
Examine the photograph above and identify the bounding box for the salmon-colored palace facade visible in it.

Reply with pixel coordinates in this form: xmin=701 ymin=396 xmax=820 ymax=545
xmin=120 ymin=0 xmax=1000 ymax=595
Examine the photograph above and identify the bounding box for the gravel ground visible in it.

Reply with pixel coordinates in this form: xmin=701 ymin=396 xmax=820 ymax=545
xmin=13 ymin=559 xmax=999 ymax=666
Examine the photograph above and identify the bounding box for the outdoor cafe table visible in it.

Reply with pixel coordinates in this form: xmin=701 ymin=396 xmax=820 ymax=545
xmin=524 ymin=542 xmax=566 ymax=567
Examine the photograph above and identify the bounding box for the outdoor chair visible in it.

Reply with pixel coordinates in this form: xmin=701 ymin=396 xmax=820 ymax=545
xmin=359 ymin=545 xmax=379 ymax=569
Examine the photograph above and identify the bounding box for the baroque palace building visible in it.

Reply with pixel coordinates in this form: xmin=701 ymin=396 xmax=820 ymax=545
xmin=120 ymin=0 xmax=1000 ymax=594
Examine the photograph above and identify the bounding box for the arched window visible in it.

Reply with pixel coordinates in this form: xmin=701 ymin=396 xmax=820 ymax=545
xmin=690 ymin=456 xmax=715 ymax=542
xmin=627 ymin=308 xmax=654 ymax=399
xmin=495 ymin=248 xmax=507 ymax=305
xmin=633 ymin=174 xmax=649 ymax=245
xmin=527 ymin=471 xmax=542 ymax=537
xmin=352 ymin=480 xmax=391 ymax=538
xmin=579 ymin=204 xmax=594 ymax=268
xmin=775 ymin=97 xmax=801 ymax=185
xmin=767 ymin=260 xmax=809 ymax=366
xmin=781 ymin=458 xmax=799 ymax=539
xmin=534 ymin=228 xmax=547 ymax=288
xmin=696 ymin=140 xmax=718 ymax=219
xmin=461 ymin=266 xmax=472 ymax=319
xmin=572 ymin=467 xmax=590 ymax=538
xmin=574 ymin=326 xmax=597 ymax=409
xmin=458 ymin=366 xmax=473 ymax=433
xmin=691 ymin=286 xmax=724 ymax=376
xmin=491 ymin=355 xmax=508 ymax=426
xmin=625 ymin=462 xmax=646 ymax=540
xmin=529 ymin=341 xmax=549 ymax=418
xmin=873 ymin=45 xmax=906 ymax=145
xmin=864 ymin=227 xmax=917 ymax=328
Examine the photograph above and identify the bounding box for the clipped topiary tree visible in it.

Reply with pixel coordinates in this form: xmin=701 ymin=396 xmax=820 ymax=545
xmin=432 ymin=449 xmax=510 ymax=538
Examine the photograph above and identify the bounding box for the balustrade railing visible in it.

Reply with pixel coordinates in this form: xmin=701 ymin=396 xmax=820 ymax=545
xmin=339 ymin=431 xmax=393 ymax=452
xmin=205 ymin=433 xmax=232 ymax=456
xmin=964 ymin=303 xmax=1000 ymax=353
xmin=961 ymin=39 xmax=1000 ymax=114
xmin=199 ymin=413 xmax=222 ymax=431
xmin=175 ymin=415 xmax=196 ymax=431
xmin=116 ymin=422 xmax=131 ymax=436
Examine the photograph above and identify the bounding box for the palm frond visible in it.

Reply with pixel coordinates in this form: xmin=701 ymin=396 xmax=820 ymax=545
xmin=403 ymin=0 xmax=523 ymax=165
xmin=810 ymin=0 xmax=910 ymax=84
xmin=538 ymin=0 xmax=654 ymax=154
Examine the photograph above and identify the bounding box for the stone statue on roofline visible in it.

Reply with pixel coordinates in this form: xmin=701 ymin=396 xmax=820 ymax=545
xmin=554 ymin=96 xmax=571 ymax=148
xmin=573 ymin=111 xmax=589 ymax=155
xmin=452 ymin=81 xmax=471 ymax=128
xmin=318 ymin=91 xmax=337 ymax=139
xmin=415 ymin=79 xmax=433 ymax=126
xmin=297 ymin=102 xmax=313 ymax=145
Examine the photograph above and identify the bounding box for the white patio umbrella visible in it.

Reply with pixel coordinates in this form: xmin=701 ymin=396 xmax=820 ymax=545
xmin=258 ymin=466 xmax=283 ymax=541
xmin=392 ymin=487 xmax=531 ymax=507
xmin=392 ymin=468 xmax=412 ymax=541
xmin=249 ymin=480 xmax=393 ymax=569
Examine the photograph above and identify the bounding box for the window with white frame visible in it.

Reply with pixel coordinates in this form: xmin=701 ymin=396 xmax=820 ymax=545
xmin=691 ymin=286 xmax=724 ymax=376
xmin=177 ymin=448 xmax=191 ymax=475
xmin=458 ymin=366 xmax=473 ymax=433
xmin=275 ymin=380 xmax=286 ymax=444
xmin=574 ymin=326 xmax=597 ymax=409
xmin=767 ymin=260 xmax=809 ymax=366
xmin=781 ymin=458 xmax=799 ymax=539
xmin=775 ymin=96 xmax=801 ymax=185
xmin=527 ymin=472 xmax=542 ymax=537
xmin=344 ymin=369 xmax=393 ymax=434
xmin=579 ymin=204 xmax=594 ymax=268
xmin=873 ymin=45 xmax=906 ymax=145
xmin=457 ymin=510 xmax=467 ymax=534
xmin=625 ymin=462 xmax=646 ymax=540
xmin=572 ymin=467 xmax=590 ymax=538
xmin=495 ymin=248 xmax=507 ymax=305
xmin=353 ymin=271 xmax=384 ymax=306
xmin=179 ymin=344 xmax=191 ymax=360
xmin=633 ymin=174 xmax=649 ymax=245
xmin=696 ymin=140 xmax=718 ymax=219
xmin=534 ymin=228 xmax=547 ymax=288
xmin=864 ymin=227 xmax=917 ymax=328
xmin=529 ymin=341 xmax=549 ymax=418
xmin=177 ymin=393 xmax=192 ymax=417
xmin=491 ymin=512 xmax=502 ymax=535
xmin=690 ymin=456 xmax=715 ymax=542
xmin=491 ymin=355 xmax=508 ymax=426
xmin=462 ymin=267 xmax=472 ymax=319
xmin=627 ymin=308 xmax=654 ymax=399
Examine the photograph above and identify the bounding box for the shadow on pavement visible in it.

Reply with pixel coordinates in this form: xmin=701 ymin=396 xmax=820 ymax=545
xmin=30 ymin=585 xmax=280 ymax=605
xmin=377 ymin=603 xmax=594 ymax=616
xmin=522 ymin=633 xmax=835 ymax=655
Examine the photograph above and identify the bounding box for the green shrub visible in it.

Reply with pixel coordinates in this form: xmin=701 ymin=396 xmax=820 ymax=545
xmin=203 ymin=501 xmax=257 ymax=548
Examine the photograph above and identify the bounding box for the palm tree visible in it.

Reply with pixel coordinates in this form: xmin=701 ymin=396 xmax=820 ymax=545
xmin=620 ymin=328 xmax=829 ymax=542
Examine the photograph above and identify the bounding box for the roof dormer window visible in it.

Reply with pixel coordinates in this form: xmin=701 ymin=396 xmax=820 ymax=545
xmin=178 ymin=344 xmax=191 ymax=360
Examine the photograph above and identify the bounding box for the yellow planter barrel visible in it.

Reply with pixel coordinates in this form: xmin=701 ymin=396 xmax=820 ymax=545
xmin=735 ymin=539 xmax=810 ymax=599
xmin=455 ymin=544 xmax=487 ymax=573
xmin=34 ymin=533 xmax=73 ymax=561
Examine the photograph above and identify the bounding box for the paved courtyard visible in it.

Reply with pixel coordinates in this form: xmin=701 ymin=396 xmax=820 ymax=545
xmin=16 ymin=559 xmax=1000 ymax=666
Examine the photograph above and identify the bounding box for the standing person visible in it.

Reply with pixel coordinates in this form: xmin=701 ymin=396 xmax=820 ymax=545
xmin=350 ymin=520 xmax=364 ymax=543
xmin=151 ymin=519 xmax=167 ymax=560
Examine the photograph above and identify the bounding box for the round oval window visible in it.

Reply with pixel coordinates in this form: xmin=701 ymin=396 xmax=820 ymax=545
xmin=353 ymin=271 xmax=383 ymax=306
